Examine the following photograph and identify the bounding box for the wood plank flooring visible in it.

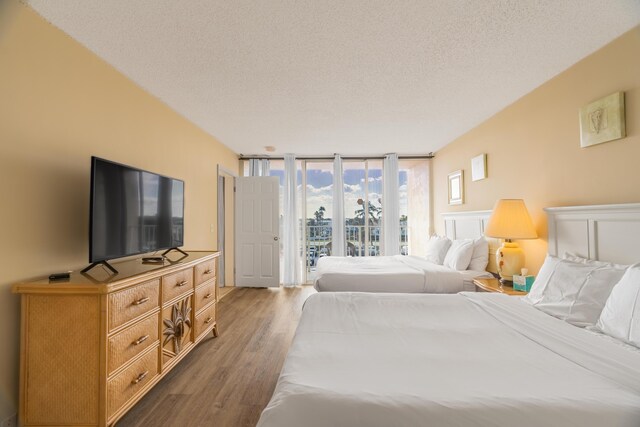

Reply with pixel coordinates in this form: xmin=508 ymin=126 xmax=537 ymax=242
xmin=117 ymin=285 xmax=316 ymax=427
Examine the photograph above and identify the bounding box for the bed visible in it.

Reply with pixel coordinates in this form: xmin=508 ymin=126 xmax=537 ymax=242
xmin=258 ymin=203 xmax=640 ymax=427
xmin=314 ymin=255 xmax=493 ymax=292
xmin=314 ymin=210 xmax=495 ymax=293
xmin=258 ymin=292 xmax=640 ymax=427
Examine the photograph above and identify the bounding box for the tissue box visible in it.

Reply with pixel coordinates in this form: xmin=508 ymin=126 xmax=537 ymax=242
xmin=512 ymin=275 xmax=535 ymax=292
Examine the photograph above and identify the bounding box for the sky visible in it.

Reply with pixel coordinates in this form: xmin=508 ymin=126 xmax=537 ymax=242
xmin=268 ymin=164 xmax=408 ymax=219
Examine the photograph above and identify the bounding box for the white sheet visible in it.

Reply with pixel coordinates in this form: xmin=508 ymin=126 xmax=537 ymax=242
xmin=258 ymin=292 xmax=640 ymax=427
xmin=314 ymin=255 xmax=492 ymax=293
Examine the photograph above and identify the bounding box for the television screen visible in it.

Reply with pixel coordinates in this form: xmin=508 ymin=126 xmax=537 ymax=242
xmin=89 ymin=157 xmax=184 ymax=263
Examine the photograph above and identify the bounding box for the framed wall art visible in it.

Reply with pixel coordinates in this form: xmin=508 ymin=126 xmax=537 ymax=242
xmin=448 ymin=170 xmax=464 ymax=205
xmin=579 ymin=91 xmax=625 ymax=148
xmin=471 ymin=153 xmax=487 ymax=181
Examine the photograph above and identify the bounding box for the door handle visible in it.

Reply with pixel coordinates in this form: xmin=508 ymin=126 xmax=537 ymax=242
xmin=274 ymin=236 xmax=279 ymax=241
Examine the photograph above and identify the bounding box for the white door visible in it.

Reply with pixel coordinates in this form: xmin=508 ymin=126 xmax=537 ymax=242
xmin=235 ymin=176 xmax=280 ymax=287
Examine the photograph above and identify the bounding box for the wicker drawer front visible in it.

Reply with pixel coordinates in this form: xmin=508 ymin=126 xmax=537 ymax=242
xmin=194 ymin=259 xmax=216 ymax=286
xmin=107 ymin=314 xmax=159 ymax=376
xmin=107 ymin=346 xmax=159 ymax=418
xmin=162 ymin=268 xmax=193 ymax=304
xmin=194 ymin=303 xmax=216 ymax=340
xmin=108 ymin=280 xmax=160 ymax=332
xmin=194 ymin=280 xmax=217 ymax=313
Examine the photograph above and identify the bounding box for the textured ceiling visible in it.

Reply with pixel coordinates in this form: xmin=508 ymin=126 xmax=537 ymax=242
xmin=26 ymin=0 xmax=640 ymax=156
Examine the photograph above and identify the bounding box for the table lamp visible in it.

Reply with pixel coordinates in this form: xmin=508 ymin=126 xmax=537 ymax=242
xmin=484 ymin=199 xmax=537 ymax=283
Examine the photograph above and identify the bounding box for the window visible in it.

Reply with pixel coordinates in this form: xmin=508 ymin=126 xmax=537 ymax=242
xmin=304 ymin=161 xmax=333 ymax=279
xmin=241 ymin=157 xmax=430 ymax=283
xmin=399 ymin=159 xmax=431 ymax=256
xmin=343 ymin=160 xmax=382 ymax=257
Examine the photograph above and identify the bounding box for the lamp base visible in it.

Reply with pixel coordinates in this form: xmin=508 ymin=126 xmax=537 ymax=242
xmin=496 ymin=242 xmax=525 ymax=282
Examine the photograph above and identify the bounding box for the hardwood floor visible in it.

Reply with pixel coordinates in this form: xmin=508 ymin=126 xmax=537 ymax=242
xmin=117 ymin=285 xmax=316 ymax=427
xmin=218 ymin=286 xmax=236 ymax=300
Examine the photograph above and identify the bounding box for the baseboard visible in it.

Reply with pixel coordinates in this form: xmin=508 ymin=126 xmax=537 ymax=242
xmin=0 ymin=413 xmax=16 ymax=427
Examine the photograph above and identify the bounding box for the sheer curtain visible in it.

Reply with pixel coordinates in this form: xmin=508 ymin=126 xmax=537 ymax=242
xmin=382 ymin=153 xmax=400 ymax=255
xmin=331 ymin=154 xmax=345 ymax=256
xmin=282 ymin=154 xmax=302 ymax=286
xmin=248 ymin=159 xmax=270 ymax=176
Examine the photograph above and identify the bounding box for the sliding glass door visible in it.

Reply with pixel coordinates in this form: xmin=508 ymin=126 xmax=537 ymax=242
xmin=241 ymin=157 xmax=430 ymax=284
xmin=304 ymin=161 xmax=334 ymax=280
xmin=343 ymin=160 xmax=383 ymax=258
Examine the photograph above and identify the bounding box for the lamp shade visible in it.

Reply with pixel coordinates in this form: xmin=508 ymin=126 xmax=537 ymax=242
xmin=485 ymin=199 xmax=537 ymax=239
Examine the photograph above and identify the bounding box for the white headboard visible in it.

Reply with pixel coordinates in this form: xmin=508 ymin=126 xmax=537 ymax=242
xmin=442 ymin=210 xmax=491 ymax=240
xmin=441 ymin=210 xmax=498 ymax=272
xmin=545 ymin=203 xmax=640 ymax=265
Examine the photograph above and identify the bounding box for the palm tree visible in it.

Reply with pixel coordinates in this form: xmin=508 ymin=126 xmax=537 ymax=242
xmin=314 ymin=206 xmax=326 ymax=222
xmin=354 ymin=200 xmax=381 ymax=225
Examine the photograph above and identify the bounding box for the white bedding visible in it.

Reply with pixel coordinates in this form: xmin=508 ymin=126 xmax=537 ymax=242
xmin=258 ymin=292 xmax=640 ymax=427
xmin=314 ymin=255 xmax=492 ymax=293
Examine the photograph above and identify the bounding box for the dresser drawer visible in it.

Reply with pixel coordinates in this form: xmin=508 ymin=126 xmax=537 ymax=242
xmin=162 ymin=268 xmax=193 ymax=303
xmin=107 ymin=314 xmax=159 ymax=376
xmin=108 ymin=280 xmax=160 ymax=332
xmin=107 ymin=346 xmax=159 ymax=418
xmin=194 ymin=280 xmax=216 ymax=313
xmin=194 ymin=259 xmax=216 ymax=286
xmin=194 ymin=303 xmax=216 ymax=340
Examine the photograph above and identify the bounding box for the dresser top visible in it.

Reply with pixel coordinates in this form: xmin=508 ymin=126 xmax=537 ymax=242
xmin=14 ymin=251 xmax=219 ymax=294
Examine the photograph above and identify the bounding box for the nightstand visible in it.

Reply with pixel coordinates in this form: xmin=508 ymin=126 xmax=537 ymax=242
xmin=473 ymin=277 xmax=528 ymax=296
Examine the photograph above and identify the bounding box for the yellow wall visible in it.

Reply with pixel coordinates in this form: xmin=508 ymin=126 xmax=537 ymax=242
xmin=433 ymin=27 xmax=640 ymax=275
xmin=0 ymin=2 xmax=238 ymax=419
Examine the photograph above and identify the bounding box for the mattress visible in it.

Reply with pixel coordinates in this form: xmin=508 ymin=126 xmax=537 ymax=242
xmin=314 ymin=255 xmax=492 ymax=293
xmin=258 ymin=292 xmax=640 ymax=427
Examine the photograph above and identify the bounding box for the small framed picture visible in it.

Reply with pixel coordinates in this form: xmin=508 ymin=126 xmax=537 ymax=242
xmin=579 ymin=91 xmax=626 ymax=148
xmin=448 ymin=170 xmax=464 ymax=205
xmin=471 ymin=154 xmax=487 ymax=181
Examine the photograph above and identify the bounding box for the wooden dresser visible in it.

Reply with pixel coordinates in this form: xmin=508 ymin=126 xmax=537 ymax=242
xmin=13 ymin=251 xmax=219 ymax=427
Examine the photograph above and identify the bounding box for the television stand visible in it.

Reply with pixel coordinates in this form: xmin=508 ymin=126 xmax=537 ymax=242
xmin=13 ymin=251 xmax=219 ymax=427
xmin=162 ymin=247 xmax=188 ymax=257
xmin=81 ymin=260 xmax=118 ymax=274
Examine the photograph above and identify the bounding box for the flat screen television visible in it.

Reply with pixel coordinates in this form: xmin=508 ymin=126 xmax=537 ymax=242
xmin=87 ymin=157 xmax=185 ymax=271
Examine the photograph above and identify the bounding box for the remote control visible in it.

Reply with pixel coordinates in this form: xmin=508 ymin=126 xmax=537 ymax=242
xmin=142 ymin=256 xmax=164 ymax=262
xmin=49 ymin=272 xmax=71 ymax=281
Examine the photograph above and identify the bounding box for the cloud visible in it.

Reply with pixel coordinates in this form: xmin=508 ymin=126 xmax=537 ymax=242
xmin=306 ymin=184 xmax=332 ymax=194
xmin=343 ymin=183 xmax=361 ymax=193
xmin=360 ymin=176 xmax=382 ymax=183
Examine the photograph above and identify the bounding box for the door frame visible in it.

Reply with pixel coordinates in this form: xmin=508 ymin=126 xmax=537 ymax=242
xmin=217 ymin=164 xmax=238 ymax=288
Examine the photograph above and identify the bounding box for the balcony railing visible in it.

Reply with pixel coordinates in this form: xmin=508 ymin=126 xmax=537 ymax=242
xmin=305 ymin=224 xmax=408 ymax=268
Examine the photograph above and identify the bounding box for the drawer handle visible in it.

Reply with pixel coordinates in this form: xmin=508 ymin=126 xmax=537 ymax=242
xmin=176 ymin=280 xmax=188 ymax=287
xmin=204 ymin=269 xmax=212 ymax=275
xmin=132 ymin=335 xmax=150 ymax=346
xmin=204 ymin=317 xmax=213 ymax=324
xmin=131 ymin=370 xmax=149 ymax=385
xmin=204 ymin=293 xmax=212 ymax=299
xmin=132 ymin=297 xmax=149 ymax=306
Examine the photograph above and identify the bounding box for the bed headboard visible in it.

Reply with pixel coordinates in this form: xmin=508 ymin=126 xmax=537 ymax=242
xmin=442 ymin=210 xmax=491 ymax=240
xmin=441 ymin=210 xmax=499 ymax=273
xmin=545 ymin=203 xmax=640 ymax=265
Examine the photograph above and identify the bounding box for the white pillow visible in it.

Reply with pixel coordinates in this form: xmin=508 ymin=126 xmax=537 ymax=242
xmin=524 ymin=254 xmax=627 ymax=327
xmin=595 ymin=263 xmax=640 ymax=347
xmin=424 ymin=236 xmax=452 ymax=265
xmin=564 ymin=252 xmax=623 ymax=268
xmin=468 ymin=237 xmax=489 ymax=271
xmin=443 ymin=239 xmax=474 ymax=271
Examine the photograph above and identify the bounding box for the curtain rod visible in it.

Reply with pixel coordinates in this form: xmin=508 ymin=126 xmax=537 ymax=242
xmin=239 ymin=153 xmax=434 ymax=161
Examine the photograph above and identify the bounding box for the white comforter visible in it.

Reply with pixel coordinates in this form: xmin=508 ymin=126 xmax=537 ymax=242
xmin=314 ymin=255 xmax=490 ymax=293
xmin=257 ymin=292 xmax=640 ymax=427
